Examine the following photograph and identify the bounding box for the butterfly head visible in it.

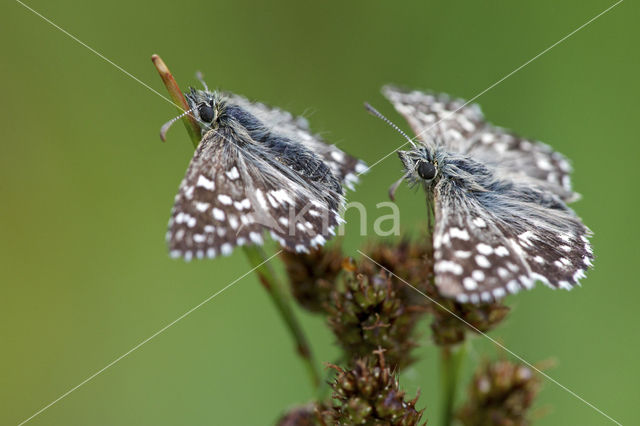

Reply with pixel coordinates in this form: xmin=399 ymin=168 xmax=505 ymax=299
xmin=185 ymin=88 xmax=226 ymax=131
xmin=398 ymin=147 xmax=437 ymax=182
xmin=363 ymin=102 xmax=438 ymax=200
xmin=159 ymin=88 xmax=227 ymax=141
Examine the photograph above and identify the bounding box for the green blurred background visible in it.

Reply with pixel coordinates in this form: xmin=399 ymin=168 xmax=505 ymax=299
xmin=1 ymin=0 xmax=638 ymax=424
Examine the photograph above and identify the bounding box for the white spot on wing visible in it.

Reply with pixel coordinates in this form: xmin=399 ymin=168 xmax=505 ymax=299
xmin=435 ymin=260 xmax=463 ymax=275
xmin=355 ymin=162 xmax=368 ymax=174
xmin=196 ymin=175 xmax=215 ymax=190
xmin=255 ymin=190 xmax=268 ymax=209
xmin=507 ymin=281 xmax=520 ymax=293
xmin=450 ymin=227 xmax=470 ymax=240
xmin=218 ymin=194 xmax=233 ymax=205
xmin=463 ymin=277 xmax=478 ymax=290
xmin=228 ymin=215 xmax=239 ymax=230
xmin=476 ymin=243 xmax=493 ymax=255
xmin=311 ymin=235 xmax=326 ymax=247
xmin=331 ymin=150 xmax=345 ymax=162
xmin=221 ymin=243 xmax=233 ymax=256
xmin=456 ymin=294 xmax=470 ymax=303
xmin=536 ymin=158 xmax=552 ymax=171
xmin=272 ymin=189 xmax=294 ymax=205
xmin=472 ymin=217 xmax=486 ymax=228
xmin=494 ymin=246 xmax=509 ymax=257
xmin=475 ymin=255 xmax=490 ymax=268
xmin=195 ymin=202 xmax=210 ymax=212
xmin=213 ymin=208 xmax=225 ymax=221
xmin=472 ymin=270 xmax=485 ymax=281
xmin=518 ymin=231 xmax=535 ymax=247
xmin=234 ymin=199 xmax=250 ymax=210
xmin=493 ymin=288 xmax=506 ymax=299
xmin=497 ymin=267 xmax=509 ymax=279
xmin=184 ymin=186 xmax=194 ymax=199
xmin=249 ymin=232 xmax=263 ymax=244
xmin=454 ymin=250 xmax=471 ymax=258
xmin=225 ymin=166 xmax=240 ymax=180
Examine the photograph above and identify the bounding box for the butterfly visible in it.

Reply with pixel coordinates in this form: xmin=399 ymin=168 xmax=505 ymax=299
xmin=366 ymin=86 xmax=593 ymax=303
xmin=162 ymin=86 xmax=367 ymax=261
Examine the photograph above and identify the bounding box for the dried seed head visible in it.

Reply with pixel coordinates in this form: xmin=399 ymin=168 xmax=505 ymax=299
xmin=327 ymin=267 xmax=425 ymax=370
xmin=281 ymin=247 xmax=344 ymax=313
xmin=277 ymin=403 xmax=331 ymax=426
xmin=427 ymin=284 xmax=510 ymax=346
xmin=457 ymin=360 xmax=540 ymax=426
xmin=360 ymin=238 xmax=434 ymax=302
xmin=363 ymin=236 xmax=509 ymax=347
xmin=328 ymin=354 xmax=425 ymax=425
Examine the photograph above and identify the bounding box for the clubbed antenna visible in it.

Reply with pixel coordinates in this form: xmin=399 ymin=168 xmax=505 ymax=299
xmin=160 ymin=107 xmax=196 ymax=142
xmin=388 ymin=172 xmax=409 ymax=202
xmin=364 ymin=102 xmax=417 ymax=148
xmin=195 ymin=71 xmax=209 ymax=91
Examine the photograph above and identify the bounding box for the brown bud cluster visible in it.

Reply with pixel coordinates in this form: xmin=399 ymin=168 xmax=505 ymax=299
xmin=457 ymin=360 xmax=540 ymax=426
xmin=328 ymin=353 xmax=425 ymax=425
xmin=276 ymin=403 xmax=331 ymax=426
xmin=427 ymin=290 xmax=510 ymax=346
xmin=281 ymin=247 xmax=344 ymax=313
xmin=327 ymin=268 xmax=425 ymax=369
xmin=362 ymin=237 xmax=510 ymax=347
xmin=360 ymin=238 xmax=434 ymax=304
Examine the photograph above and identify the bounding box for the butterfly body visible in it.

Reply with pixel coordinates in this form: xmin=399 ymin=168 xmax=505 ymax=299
xmin=166 ymin=88 xmax=366 ymax=260
xmin=380 ymin=86 xmax=593 ymax=303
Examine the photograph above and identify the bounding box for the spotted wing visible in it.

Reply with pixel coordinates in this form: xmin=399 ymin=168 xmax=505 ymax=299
xmin=432 ymin=176 xmax=593 ymax=303
xmin=226 ymin=93 xmax=368 ymax=188
xmin=167 ymin=129 xmax=343 ymax=260
xmin=382 ymin=86 xmax=577 ymax=202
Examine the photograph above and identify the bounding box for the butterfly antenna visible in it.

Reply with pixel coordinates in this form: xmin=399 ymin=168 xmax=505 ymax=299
xmin=160 ymin=107 xmax=195 ymax=142
xmin=364 ymin=102 xmax=417 ymax=148
xmin=388 ymin=172 xmax=409 ymax=202
xmin=195 ymin=71 xmax=209 ymax=91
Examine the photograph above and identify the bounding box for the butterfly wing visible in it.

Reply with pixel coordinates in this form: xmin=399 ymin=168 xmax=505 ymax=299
xmin=432 ymin=163 xmax=593 ymax=303
xmin=167 ymin=127 xmax=343 ymax=260
xmin=382 ymin=86 xmax=577 ymax=202
xmin=382 ymin=86 xmax=485 ymax=153
xmin=226 ymin=93 xmax=368 ymax=188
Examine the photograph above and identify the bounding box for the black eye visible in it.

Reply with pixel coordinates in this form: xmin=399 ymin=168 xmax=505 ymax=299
xmin=198 ymin=103 xmax=215 ymax=122
xmin=417 ymin=161 xmax=436 ymax=180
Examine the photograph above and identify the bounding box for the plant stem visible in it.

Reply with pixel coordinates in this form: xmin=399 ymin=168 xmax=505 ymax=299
xmin=242 ymin=245 xmax=320 ymax=389
xmin=151 ymin=55 xmax=201 ymax=144
xmin=151 ymin=54 xmax=320 ymax=392
xmin=439 ymin=343 xmax=467 ymax=426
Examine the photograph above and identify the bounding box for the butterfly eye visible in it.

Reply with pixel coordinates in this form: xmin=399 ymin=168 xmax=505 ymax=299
xmin=417 ymin=161 xmax=436 ymax=180
xmin=198 ymin=103 xmax=215 ymax=123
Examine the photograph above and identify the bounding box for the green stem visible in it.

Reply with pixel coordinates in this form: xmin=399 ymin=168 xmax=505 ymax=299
xmin=439 ymin=343 xmax=467 ymax=426
xmin=242 ymin=245 xmax=320 ymax=390
xmin=151 ymin=54 xmax=320 ymax=393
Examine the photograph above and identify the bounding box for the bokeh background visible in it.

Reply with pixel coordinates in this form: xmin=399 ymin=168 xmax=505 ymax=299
xmin=1 ymin=0 xmax=638 ymax=424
